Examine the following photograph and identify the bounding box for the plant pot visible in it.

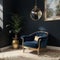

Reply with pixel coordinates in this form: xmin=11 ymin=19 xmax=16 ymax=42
xmin=12 ymin=39 xmax=19 ymax=49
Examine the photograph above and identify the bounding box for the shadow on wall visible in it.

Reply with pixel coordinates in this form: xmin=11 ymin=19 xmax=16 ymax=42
xmin=48 ymin=34 xmax=60 ymax=47
xmin=0 ymin=27 xmax=3 ymax=48
xmin=0 ymin=27 xmax=3 ymax=35
xmin=0 ymin=27 xmax=2 ymax=32
xmin=38 ymin=26 xmax=60 ymax=47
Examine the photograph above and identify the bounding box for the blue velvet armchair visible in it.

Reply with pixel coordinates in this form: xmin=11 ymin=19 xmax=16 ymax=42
xmin=21 ymin=31 xmax=48 ymax=55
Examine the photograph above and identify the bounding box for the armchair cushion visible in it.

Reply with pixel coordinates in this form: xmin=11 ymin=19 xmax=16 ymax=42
xmin=23 ymin=41 xmax=38 ymax=48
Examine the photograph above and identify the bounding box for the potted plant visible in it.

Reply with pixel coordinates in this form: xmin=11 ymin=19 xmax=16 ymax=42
xmin=11 ymin=14 xmax=22 ymax=49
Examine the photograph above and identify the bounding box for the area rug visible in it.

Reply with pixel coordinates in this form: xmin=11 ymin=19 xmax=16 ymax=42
xmin=0 ymin=56 xmax=37 ymax=60
xmin=0 ymin=56 xmax=60 ymax=60
xmin=0 ymin=49 xmax=60 ymax=60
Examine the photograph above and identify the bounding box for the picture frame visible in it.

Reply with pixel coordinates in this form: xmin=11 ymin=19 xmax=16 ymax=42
xmin=44 ymin=0 xmax=60 ymax=21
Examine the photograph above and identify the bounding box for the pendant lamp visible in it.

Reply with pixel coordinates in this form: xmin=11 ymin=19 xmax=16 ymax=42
xmin=30 ymin=0 xmax=42 ymax=21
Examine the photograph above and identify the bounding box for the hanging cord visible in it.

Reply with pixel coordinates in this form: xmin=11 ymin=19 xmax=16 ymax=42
xmin=35 ymin=0 xmax=37 ymax=6
xmin=34 ymin=0 xmax=37 ymax=10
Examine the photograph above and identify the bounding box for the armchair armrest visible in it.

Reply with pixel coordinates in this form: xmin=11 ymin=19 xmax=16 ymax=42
xmin=37 ymin=35 xmax=48 ymax=48
xmin=40 ymin=37 xmax=48 ymax=48
xmin=21 ymin=35 xmax=29 ymax=40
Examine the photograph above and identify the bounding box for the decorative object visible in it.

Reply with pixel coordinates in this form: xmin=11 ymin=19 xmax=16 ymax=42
xmin=21 ymin=31 xmax=48 ymax=55
xmin=34 ymin=36 xmax=40 ymax=41
xmin=12 ymin=38 xmax=19 ymax=49
xmin=30 ymin=0 xmax=42 ymax=21
xmin=11 ymin=14 xmax=22 ymax=49
xmin=45 ymin=0 xmax=60 ymax=21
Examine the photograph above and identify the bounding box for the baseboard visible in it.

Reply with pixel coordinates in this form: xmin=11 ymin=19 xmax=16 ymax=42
xmin=0 ymin=45 xmax=60 ymax=51
xmin=47 ymin=46 xmax=60 ymax=51
xmin=0 ymin=46 xmax=11 ymax=52
xmin=0 ymin=45 xmax=21 ymax=52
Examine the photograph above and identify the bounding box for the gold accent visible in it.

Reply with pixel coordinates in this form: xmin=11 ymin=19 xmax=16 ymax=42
xmin=12 ymin=39 xmax=19 ymax=49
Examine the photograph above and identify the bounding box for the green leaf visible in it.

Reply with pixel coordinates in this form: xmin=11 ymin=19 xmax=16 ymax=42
xmin=11 ymin=14 xmax=22 ymax=34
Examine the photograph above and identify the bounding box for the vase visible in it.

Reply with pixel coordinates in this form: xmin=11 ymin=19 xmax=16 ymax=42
xmin=12 ymin=34 xmax=19 ymax=49
xmin=12 ymin=39 xmax=19 ymax=49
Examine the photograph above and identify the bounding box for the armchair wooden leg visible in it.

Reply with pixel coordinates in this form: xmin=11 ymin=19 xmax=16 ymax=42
xmin=23 ymin=47 xmax=25 ymax=53
xmin=22 ymin=45 xmax=25 ymax=53
xmin=0 ymin=49 xmax=1 ymax=52
xmin=37 ymin=48 xmax=40 ymax=55
xmin=37 ymin=39 xmax=41 ymax=56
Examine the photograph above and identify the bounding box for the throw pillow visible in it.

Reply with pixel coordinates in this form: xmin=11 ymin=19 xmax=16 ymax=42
xmin=34 ymin=36 xmax=40 ymax=41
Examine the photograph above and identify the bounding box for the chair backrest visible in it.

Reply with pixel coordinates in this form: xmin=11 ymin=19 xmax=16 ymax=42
xmin=28 ymin=31 xmax=48 ymax=41
xmin=38 ymin=27 xmax=47 ymax=32
xmin=32 ymin=31 xmax=48 ymax=36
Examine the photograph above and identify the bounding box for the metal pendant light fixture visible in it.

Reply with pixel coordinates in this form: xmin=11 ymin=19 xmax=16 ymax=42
xmin=30 ymin=0 xmax=42 ymax=21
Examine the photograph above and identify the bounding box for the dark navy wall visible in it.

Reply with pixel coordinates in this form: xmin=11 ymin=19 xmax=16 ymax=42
xmin=0 ymin=0 xmax=14 ymax=48
xmin=0 ymin=0 xmax=60 ymax=48
xmin=17 ymin=0 xmax=60 ymax=47
xmin=1 ymin=0 xmax=13 ymax=47
xmin=0 ymin=0 xmax=19 ymax=48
